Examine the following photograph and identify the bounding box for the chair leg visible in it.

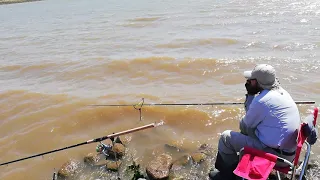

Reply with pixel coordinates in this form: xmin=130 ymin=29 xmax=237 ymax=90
xmin=298 ymin=143 xmax=311 ymax=180
xmin=298 ymin=156 xmax=310 ymax=180
xmin=276 ymin=171 xmax=281 ymax=180
xmin=291 ymin=166 xmax=296 ymax=180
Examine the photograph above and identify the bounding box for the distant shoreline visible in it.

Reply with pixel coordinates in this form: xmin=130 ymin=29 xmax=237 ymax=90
xmin=0 ymin=0 xmax=41 ymax=5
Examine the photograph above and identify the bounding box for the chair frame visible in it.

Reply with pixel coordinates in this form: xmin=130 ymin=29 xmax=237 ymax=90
xmin=238 ymin=140 xmax=311 ymax=180
xmin=237 ymin=107 xmax=318 ymax=180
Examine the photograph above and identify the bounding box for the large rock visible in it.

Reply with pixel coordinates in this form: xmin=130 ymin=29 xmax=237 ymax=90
xmin=112 ymin=143 xmax=125 ymax=157
xmin=115 ymin=136 xmax=131 ymax=146
xmin=83 ymin=153 xmax=100 ymax=166
xmin=105 ymin=160 xmax=122 ymax=171
xmin=190 ymin=152 xmax=206 ymax=164
xmin=89 ymin=156 xmax=122 ymax=171
xmin=146 ymin=153 xmax=173 ymax=180
xmin=105 ymin=143 xmax=126 ymax=159
xmin=57 ymin=160 xmax=81 ymax=179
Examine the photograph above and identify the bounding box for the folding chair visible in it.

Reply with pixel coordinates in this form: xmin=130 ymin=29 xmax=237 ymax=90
xmin=234 ymin=107 xmax=318 ymax=180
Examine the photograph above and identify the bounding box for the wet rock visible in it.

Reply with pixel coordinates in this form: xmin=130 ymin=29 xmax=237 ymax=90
xmin=111 ymin=136 xmax=130 ymax=146
xmin=105 ymin=143 xmax=126 ymax=159
xmin=164 ymin=143 xmax=185 ymax=153
xmin=190 ymin=152 xmax=206 ymax=164
xmin=105 ymin=160 xmax=122 ymax=171
xmin=57 ymin=160 xmax=81 ymax=179
xmin=83 ymin=153 xmax=100 ymax=166
xmin=146 ymin=153 xmax=173 ymax=180
xmin=171 ymin=154 xmax=192 ymax=171
xmin=197 ymin=143 xmax=215 ymax=157
xmin=112 ymin=143 xmax=125 ymax=157
xmin=114 ymin=136 xmax=123 ymax=144
xmin=93 ymin=159 xmax=122 ymax=171
xmin=117 ymin=136 xmax=132 ymax=146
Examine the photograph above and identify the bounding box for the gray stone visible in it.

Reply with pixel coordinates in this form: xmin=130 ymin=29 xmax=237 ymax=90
xmin=105 ymin=143 xmax=126 ymax=159
xmin=57 ymin=160 xmax=81 ymax=179
xmin=190 ymin=152 xmax=206 ymax=164
xmin=146 ymin=153 xmax=173 ymax=180
xmin=105 ymin=160 xmax=122 ymax=171
xmin=83 ymin=153 xmax=100 ymax=166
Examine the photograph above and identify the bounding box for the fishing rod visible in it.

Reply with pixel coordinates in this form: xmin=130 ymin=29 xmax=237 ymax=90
xmin=88 ymin=98 xmax=315 ymax=121
xmin=0 ymin=122 xmax=162 ymax=166
xmin=88 ymin=99 xmax=316 ymax=107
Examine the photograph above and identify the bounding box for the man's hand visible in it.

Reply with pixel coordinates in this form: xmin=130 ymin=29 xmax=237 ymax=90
xmin=245 ymin=80 xmax=259 ymax=95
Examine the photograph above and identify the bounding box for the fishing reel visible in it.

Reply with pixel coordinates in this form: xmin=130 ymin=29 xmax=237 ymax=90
xmin=96 ymin=142 xmax=112 ymax=158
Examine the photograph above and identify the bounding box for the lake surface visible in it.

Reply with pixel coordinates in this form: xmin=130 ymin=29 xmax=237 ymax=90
xmin=0 ymin=0 xmax=319 ymax=179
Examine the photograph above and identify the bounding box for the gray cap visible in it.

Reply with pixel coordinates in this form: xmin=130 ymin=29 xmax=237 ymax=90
xmin=243 ymin=64 xmax=280 ymax=90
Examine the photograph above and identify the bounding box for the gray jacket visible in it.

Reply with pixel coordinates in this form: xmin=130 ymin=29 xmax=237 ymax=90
xmin=240 ymin=87 xmax=300 ymax=152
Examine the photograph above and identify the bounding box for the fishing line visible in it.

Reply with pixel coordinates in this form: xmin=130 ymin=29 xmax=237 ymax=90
xmin=89 ymin=98 xmax=315 ymax=122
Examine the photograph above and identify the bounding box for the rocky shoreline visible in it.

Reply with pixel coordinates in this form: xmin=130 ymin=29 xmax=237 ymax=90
xmin=0 ymin=0 xmax=41 ymax=5
xmin=53 ymin=137 xmax=320 ymax=180
xmin=54 ymin=137 xmax=217 ymax=180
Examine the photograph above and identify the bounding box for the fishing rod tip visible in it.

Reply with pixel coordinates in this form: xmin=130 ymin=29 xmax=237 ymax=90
xmin=154 ymin=120 xmax=165 ymax=127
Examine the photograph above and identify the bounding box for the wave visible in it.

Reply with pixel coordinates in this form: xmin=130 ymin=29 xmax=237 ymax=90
xmin=127 ymin=17 xmax=162 ymax=22
xmin=0 ymin=56 xmax=255 ymax=87
xmin=0 ymin=61 xmax=77 ymax=73
xmin=0 ymin=90 xmax=244 ymax=135
xmin=155 ymin=38 xmax=239 ymax=48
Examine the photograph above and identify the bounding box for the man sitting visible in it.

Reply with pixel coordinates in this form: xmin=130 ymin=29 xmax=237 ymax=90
xmin=210 ymin=64 xmax=300 ymax=180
